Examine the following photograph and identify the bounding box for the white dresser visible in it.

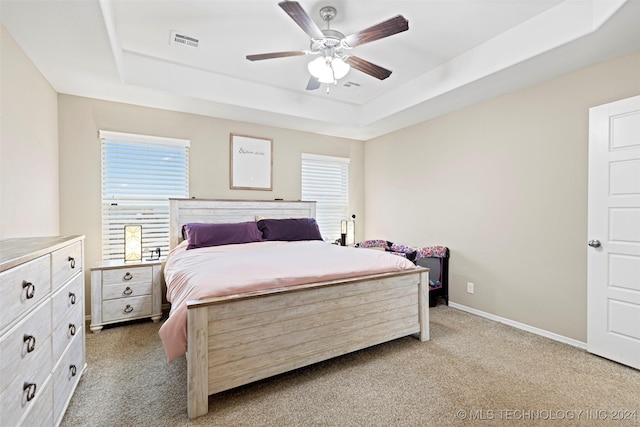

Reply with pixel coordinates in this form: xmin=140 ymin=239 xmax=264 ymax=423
xmin=0 ymin=236 xmax=86 ymax=427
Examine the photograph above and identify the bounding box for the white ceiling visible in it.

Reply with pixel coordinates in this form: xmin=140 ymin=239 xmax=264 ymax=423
xmin=2 ymin=0 xmax=639 ymax=140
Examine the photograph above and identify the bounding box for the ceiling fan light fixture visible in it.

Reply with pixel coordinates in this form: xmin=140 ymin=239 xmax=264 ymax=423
xmin=308 ymin=56 xmax=327 ymax=77
xmin=308 ymin=56 xmax=333 ymax=83
xmin=308 ymin=56 xmax=350 ymax=84
xmin=331 ymin=57 xmax=350 ymax=79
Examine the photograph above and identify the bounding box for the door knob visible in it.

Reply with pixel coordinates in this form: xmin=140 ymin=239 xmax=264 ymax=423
xmin=588 ymin=239 xmax=601 ymax=248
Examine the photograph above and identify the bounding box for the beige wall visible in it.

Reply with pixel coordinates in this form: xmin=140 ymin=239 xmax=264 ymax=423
xmin=57 ymin=95 xmax=365 ymax=315
xmin=0 ymin=25 xmax=59 ymax=238
xmin=365 ymin=50 xmax=640 ymax=343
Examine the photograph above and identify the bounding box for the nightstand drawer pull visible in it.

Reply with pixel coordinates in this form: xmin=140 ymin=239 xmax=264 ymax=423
xmin=69 ymin=291 xmax=77 ymax=304
xmin=23 ymin=334 xmax=36 ymax=353
xmin=69 ymin=364 xmax=77 ymax=378
xmin=124 ymin=304 xmax=134 ymax=314
xmin=123 ymin=272 xmax=133 ymax=281
xmin=23 ymin=382 xmax=37 ymax=402
xmin=123 ymin=286 xmax=133 ymax=296
xmin=22 ymin=281 xmax=35 ymax=299
xmin=69 ymin=323 xmax=77 ymax=336
xmin=68 ymin=256 xmax=76 ymax=269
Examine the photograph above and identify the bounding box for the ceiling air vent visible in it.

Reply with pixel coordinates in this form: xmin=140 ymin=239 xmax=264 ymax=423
xmin=170 ymin=30 xmax=199 ymax=49
xmin=342 ymin=81 xmax=361 ymax=88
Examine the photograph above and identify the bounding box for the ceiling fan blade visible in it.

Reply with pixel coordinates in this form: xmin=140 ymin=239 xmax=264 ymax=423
xmin=246 ymin=51 xmax=306 ymax=61
xmin=343 ymin=15 xmax=409 ymax=48
xmin=278 ymin=1 xmax=325 ymax=40
xmin=306 ymin=76 xmax=320 ymax=90
xmin=345 ymin=56 xmax=392 ymax=80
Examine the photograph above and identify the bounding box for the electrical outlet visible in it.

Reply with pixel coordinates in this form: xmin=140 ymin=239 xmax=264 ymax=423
xmin=467 ymin=282 xmax=475 ymax=294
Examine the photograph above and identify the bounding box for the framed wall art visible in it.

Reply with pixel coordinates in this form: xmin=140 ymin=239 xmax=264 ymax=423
xmin=229 ymin=133 xmax=273 ymax=191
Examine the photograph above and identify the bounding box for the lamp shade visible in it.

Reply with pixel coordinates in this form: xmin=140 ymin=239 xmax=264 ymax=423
xmin=124 ymin=225 xmax=142 ymax=262
xmin=346 ymin=220 xmax=355 ymax=246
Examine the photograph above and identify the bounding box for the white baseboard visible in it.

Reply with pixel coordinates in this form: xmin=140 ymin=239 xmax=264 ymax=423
xmin=448 ymin=302 xmax=587 ymax=350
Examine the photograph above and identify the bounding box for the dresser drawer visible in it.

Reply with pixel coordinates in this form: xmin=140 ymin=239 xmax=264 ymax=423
xmin=0 ymin=336 xmax=52 ymax=427
xmin=0 ymin=299 xmax=52 ymax=394
xmin=53 ymin=333 xmax=84 ymax=423
xmin=0 ymin=255 xmax=50 ymax=332
xmin=52 ymin=303 xmax=83 ymax=363
xmin=102 ymin=265 xmax=152 ymax=287
xmin=102 ymin=295 xmax=152 ymax=323
xmin=51 ymin=274 xmax=83 ymax=331
xmin=51 ymin=241 xmax=82 ymax=291
xmin=19 ymin=375 xmax=53 ymax=427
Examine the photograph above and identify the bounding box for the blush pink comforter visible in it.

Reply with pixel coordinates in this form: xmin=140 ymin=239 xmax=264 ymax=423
xmin=159 ymin=240 xmax=417 ymax=362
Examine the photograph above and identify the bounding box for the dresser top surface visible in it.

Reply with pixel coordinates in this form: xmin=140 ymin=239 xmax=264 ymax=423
xmin=0 ymin=235 xmax=84 ymax=272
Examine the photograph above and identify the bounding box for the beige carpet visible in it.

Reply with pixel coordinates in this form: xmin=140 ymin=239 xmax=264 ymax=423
xmin=61 ymin=306 xmax=640 ymax=426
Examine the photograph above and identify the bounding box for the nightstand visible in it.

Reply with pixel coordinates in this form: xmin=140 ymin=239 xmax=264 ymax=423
xmin=90 ymin=259 xmax=163 ymax=332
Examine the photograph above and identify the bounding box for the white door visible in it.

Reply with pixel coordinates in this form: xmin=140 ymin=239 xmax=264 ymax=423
xmin=587 ymin=95 xmax=640 ymax=370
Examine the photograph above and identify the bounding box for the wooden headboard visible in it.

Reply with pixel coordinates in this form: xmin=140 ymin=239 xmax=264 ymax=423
xmin=169 ymin=198 xmax=317 ymax=249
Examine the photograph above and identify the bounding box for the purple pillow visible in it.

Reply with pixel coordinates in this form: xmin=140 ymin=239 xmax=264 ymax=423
xmin=257 ymin=218 xmax=323 ymax=241
xmin=183 ymin=222 xmax=263 ymax=250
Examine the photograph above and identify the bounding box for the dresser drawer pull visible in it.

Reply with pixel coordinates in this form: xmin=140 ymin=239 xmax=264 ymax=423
xmin=68 ymin=256 xmax=76 ymax=269
xmin=123 ymin=272 xmax=133 ymax=281
xmin=69 ymin=323 xmax=77 ymax=336
xmin=23 ymin=382 xmax=37 ymax=402
xmin=124 ymin=304 xmax=134 ymax=314
xmin=69 ymin=364 xmax=77 ymax=378
xmin=123 ymin=286 xmax=133 ymax=296
xmin=69 ymin=291 xmax=77 ymax=304
xmin=23 ymin=334 xmax=36 ymax=353
xmin=22 ymin=280 xmax=35 ymax=299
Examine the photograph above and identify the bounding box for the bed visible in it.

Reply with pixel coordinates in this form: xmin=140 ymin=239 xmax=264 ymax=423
xmin=163 ymin=198 xmax=430 ymax=419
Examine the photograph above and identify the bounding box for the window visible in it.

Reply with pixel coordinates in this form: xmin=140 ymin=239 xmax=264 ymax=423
xmin=100 ymin=131 xmax=189 ymax=261
xmin=301 ymin=153 xmax=349 ymax=242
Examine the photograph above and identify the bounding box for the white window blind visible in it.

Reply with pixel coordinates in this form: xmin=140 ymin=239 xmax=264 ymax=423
xmin=100 ymin=131 xmax=189 ymax=261
xmin=301 ymin=153 xmax=349 ymax=242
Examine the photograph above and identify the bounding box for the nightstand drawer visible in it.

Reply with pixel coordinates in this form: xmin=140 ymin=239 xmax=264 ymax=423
xmin=103 ymin=281 xmax=152 ymax=301
xmin=102 ymin=266 xmax=152 ymax=287
xmin=102 ymin=295 xmax=152 ymax=323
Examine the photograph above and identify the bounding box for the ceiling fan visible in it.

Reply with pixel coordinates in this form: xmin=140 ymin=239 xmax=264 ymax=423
xmin=246 ymin=1 xmax=409 ymax=91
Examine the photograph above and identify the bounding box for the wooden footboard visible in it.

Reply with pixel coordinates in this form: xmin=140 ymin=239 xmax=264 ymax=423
xmin=186 ymin=268 xmax=429 ymax=419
